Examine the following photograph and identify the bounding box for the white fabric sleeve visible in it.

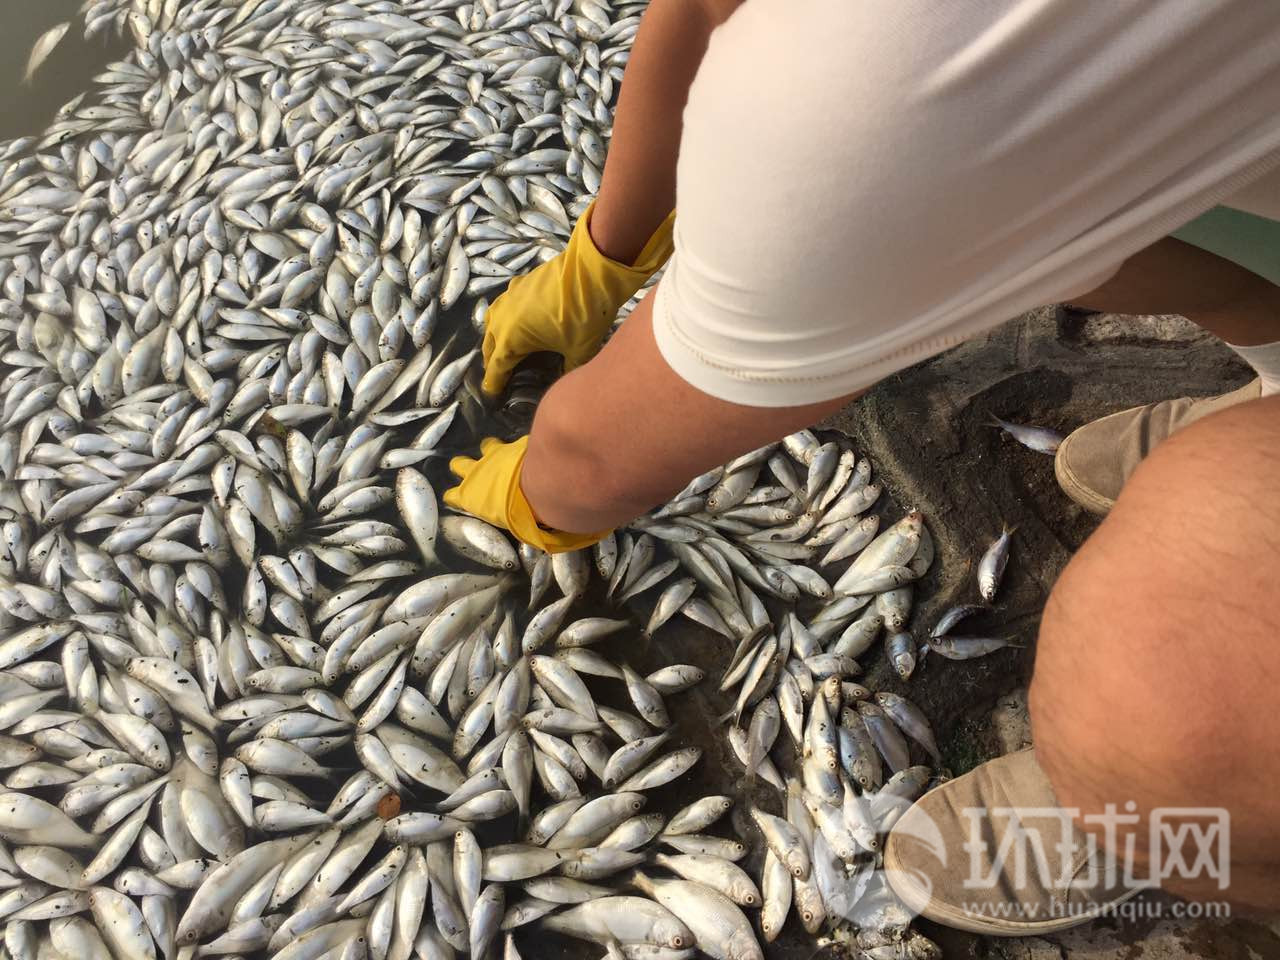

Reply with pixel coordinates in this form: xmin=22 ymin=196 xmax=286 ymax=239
xmin=652 ymin=0 xmax=1280 ymax=407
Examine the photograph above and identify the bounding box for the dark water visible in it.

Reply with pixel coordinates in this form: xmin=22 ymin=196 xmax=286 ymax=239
xmin=0 ymin=0 xmax=130 ymax=142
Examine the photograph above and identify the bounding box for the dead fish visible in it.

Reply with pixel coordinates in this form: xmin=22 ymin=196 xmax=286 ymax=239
xmin=977 ymin=526 xmax=1015 ymax=601
xmin=988 ymin=415 xmax=1063 ymax=454
xmin=24 ymin=22 xmax=70 ymax=84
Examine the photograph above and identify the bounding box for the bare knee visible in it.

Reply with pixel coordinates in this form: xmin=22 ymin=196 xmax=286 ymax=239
xmin=1032 ymin=396 xmax=1280 ymax=860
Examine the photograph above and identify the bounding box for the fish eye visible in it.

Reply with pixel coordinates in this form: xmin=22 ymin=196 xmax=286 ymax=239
xmin=631 ymin=800 xmax=641 ymax=810
xmin=672 ymin=938 xmax=685 ymax=948
xmin=745 ymin=894 xmax=759 ymax=905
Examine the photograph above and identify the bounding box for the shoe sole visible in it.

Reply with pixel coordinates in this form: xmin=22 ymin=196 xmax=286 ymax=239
xmin=1053 ymin=433 xmax=1114 ymax=517
xmin=884 ymin=839 xmax=1146 ymax=936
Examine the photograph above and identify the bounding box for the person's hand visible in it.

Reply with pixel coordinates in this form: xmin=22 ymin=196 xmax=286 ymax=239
xmin=481 ymin=200 xmax=675 ymax=395
xmin=442 ymin=436 xmax=606 ymax=552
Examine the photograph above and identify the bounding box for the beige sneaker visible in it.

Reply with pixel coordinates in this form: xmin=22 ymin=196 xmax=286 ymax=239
xmin=1055 ymin=379 xmax=1260 ymax=515
xmin=882 ymin=749 xmax=1146 ymax=936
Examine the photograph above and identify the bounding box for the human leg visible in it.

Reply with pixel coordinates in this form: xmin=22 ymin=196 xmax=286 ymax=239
xmin=1034 ymin=393 xmax=1280 ymax=910
xmin=885 ymin=395 xmax=1280 ymax=932
xmin=1070 ymin=234 xmax=1280 ymax=347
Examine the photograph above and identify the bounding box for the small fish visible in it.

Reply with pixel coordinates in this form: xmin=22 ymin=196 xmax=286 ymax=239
xmin=927 ymin=634 xmax=1021 ymax=659
xmin=23 ymin=22 xmax=70 ymax=84
xmin=988 ymin=415 xmax=1064 ymax=454
xmin=977 ymin=526 xmax=1015 ymax=601
xmin=930 ymin=603 xmax=989 ymax=637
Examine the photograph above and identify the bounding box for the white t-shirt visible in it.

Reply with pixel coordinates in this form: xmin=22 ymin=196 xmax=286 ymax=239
xmin=652 ymin=0 xmax=1280 ymax=406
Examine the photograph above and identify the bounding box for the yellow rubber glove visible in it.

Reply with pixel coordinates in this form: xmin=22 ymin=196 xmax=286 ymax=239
xmin=481 ymin=199 xmax=676 ymax=395
xmin=442 ymin=436 xmax=607 ymax=553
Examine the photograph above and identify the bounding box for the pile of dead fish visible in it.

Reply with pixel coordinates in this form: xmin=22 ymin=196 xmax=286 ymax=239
xmin=0 ymin=0 xmax=1022 ymax=958
xmin=613 ymin=434 xmax=957 ymax=958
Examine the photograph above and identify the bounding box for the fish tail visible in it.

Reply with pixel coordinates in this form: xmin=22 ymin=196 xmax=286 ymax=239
xmin=627 ymin=870 xmax=654 ymax=895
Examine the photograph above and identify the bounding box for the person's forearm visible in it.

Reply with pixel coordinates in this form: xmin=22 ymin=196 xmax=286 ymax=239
xmin=588 ymin=0 xmax=744 ymax=265
xmin=520 ymin=293 xmax=856 ymax=534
